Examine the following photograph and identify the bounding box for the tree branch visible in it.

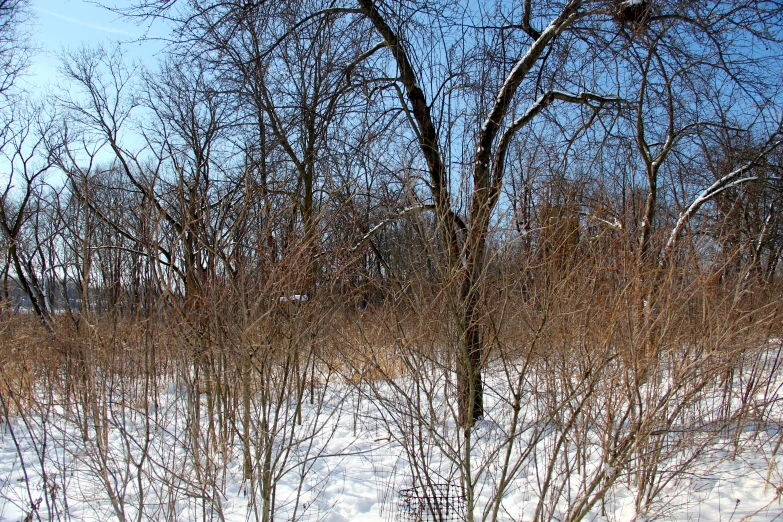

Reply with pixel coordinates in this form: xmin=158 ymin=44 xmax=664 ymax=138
xmin=663 ymin=134 xmax=783 ymax=260
xmin=491 ymin=90 xmax=622 ymax=207
xmin=350 ymin=204 xmax=435 ymax=253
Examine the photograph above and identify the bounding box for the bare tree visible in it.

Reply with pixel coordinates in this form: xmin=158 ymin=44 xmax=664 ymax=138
xmin=0 ymin=103 xmax=59 ymax=328
xmin=111 ymin=0 xmax=783 ymax=429
xmin=0 ymin=0 xmax=31 ymax=105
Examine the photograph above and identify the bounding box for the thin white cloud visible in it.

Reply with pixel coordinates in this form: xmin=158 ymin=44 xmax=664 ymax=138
xmin=34 ymin=6 xmax=135 ymax=36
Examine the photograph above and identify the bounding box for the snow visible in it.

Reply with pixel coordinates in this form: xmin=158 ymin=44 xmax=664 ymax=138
xmin=279 ymin=294 xmax=309 ymax=303
xmin=1 ymin=353 xmax=783 ymax=521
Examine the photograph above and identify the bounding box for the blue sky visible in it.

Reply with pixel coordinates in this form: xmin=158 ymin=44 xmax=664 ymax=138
xmin=25 ymin=0 xmax=163 ymax=93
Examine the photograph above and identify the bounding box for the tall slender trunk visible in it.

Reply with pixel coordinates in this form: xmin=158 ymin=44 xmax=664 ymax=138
xmin=81 ymin=191 xmax=92 ymax=317
xmin=457 ymin=265 xmax=484 ymax=427
xmin=637 ymin=173 xmax=657 ymax=269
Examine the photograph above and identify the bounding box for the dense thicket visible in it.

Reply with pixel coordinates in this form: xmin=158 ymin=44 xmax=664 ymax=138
xmin=2 ymin=1 xmax=783 ymax=520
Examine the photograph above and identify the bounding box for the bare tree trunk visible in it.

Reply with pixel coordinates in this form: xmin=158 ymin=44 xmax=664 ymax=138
xmin=457 ymin=271 xmax=484 ymax=427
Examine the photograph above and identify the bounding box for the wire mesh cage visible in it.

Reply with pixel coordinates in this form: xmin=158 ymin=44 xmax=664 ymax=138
xmin=397 ymin=483 xmax=467 ymax=522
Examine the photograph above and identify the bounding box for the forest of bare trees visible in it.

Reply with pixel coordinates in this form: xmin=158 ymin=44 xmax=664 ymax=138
xmin=2 ymin=0 xmax=783 ymax=521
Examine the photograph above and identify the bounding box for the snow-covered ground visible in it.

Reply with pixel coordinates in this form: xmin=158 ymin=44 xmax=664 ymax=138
xmin=1 ymin=353 xmax=782 ymax=522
